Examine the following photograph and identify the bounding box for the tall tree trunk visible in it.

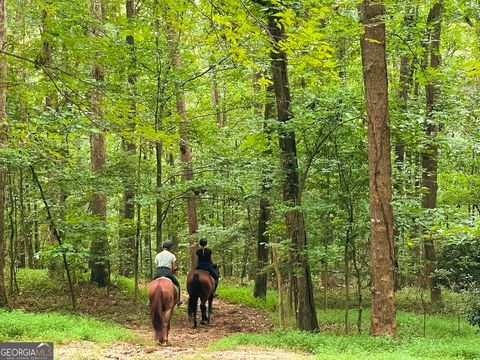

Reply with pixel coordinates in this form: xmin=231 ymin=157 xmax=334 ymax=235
xmin=153 ymin=1 xmax=163 ymax=253
xmin=359 ymin=1 xmax=396 ymax=336
xmin=119 ymin=0 xmax=137 ymax=276
xmin=422 ymin=2 xmax=443 ymax=304
xmin=170 ymin=31 xmax=198 ymax=269
xmin=394 ymin=8 xmax=414 ymax=289
xmin=89 ymin=0 xmax=109 ymax=287
xmin=254 ymin=81 xmax=274 ymax=299
xmin=40 ymin=1 xmax=63 ymax=277
xmin=267 ymin=12 xmax=318 ymax=331
xmin=0 ymin=0 xmax=8 ymax=307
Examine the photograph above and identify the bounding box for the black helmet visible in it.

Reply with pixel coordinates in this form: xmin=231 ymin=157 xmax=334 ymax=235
xmin=162 ymin=240 xmax=174 ymax=249
xmin=199 ymin=238 xmax=208 ymax=247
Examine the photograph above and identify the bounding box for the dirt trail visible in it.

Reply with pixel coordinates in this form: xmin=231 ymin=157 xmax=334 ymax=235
xmin=56 ymin=298 xmax=314 ymax=359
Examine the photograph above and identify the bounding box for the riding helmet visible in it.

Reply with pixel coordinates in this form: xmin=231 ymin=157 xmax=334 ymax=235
xmin=199 ymin=238 xmax=208 ymax=247
xmin=162 ymin=240 xmax=174 ymax=249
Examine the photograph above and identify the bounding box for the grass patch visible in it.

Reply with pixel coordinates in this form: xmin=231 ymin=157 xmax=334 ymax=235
xmin=212 ymin=282 xmax=480 ymax=359
xmin=212 ymin=325 xmax=480 ymax=360
xmin=110 ymin=275 xmax=149 ymax=305
xmin=217 ymin=283 xmax=277 ymax=312
xmin=0 ymin=309 xmax=137 ymax=344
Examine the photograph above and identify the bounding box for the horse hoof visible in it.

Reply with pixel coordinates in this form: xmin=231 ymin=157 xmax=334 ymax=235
xmin=200 ymin=321 xmax=207 ymax=325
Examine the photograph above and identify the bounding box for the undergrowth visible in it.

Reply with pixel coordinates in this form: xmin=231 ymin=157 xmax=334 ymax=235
xmin=213 ymin=282 xmax=480 ymax=359
xmin=0 ymin=309 xmax=136 ymax=344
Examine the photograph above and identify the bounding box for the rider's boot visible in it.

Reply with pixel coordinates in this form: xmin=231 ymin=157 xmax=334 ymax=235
xmin=176 ymin=287 xmax=183 ymax=306
xmin=213 ymin=280 xmax=218 ymax=298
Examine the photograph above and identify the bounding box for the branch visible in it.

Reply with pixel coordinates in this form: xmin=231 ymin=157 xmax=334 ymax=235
xmin=30 ymin=165 xmax=77 ymax=310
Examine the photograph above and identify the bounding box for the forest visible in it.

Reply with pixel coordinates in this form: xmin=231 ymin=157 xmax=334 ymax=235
xmin=0 ymin=0 xmax=479 ymax=359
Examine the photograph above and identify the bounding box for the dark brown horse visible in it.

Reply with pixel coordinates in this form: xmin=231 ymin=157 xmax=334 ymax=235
xmin=187 ymin=269 xmax=215 ymax=328
xmin=147 ymin=277 xmax=179 ymax=345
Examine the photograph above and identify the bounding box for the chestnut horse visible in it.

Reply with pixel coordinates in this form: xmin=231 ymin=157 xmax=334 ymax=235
xmin=187 ymin=269 xmax=215 ymax=328
xmin=147 ymin=277 xmax=179 ymax=345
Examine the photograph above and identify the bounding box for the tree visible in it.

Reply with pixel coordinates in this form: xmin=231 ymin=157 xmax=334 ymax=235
xmin=169 ymin=18 xmax=199 ymax=269
xmin=119 ymin=0 xmax=137 ymax=277
xmin=89 ymin=0 xmax=109 ymax=287
xmin=267 ymin=4 xmax=319 ymax=331
xmin=421 ymin=1 xmax=444 ymax=304
xmin=0 ymin=0 xmax=7 ymax=307
xmin=359 ymin=0 xmax=396 ymax=336
xmin=254 ymin=81 xmax=274 ymax=300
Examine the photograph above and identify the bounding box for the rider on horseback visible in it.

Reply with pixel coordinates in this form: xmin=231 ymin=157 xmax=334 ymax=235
xmin=195 ymin=238 xmax=219 ymax=296
xmin=154 ymin=240 xmax=183 ymax=306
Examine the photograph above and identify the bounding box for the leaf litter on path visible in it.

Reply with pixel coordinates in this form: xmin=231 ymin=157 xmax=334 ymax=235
xmin=56 ymin=297 xmax=313 ymax=359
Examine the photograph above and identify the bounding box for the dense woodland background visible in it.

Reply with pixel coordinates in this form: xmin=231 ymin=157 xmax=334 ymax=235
xmin=0 ymin=0 xmax=479 ymax=337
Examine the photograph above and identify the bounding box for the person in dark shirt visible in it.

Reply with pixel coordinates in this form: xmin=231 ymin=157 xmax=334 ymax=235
xmin=196 ymin=238 xmax=219 ymax=295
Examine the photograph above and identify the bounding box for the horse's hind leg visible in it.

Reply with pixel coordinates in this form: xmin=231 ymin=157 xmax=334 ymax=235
xmin=207 ymin=295 xmax=213 ymax=323
xmin=161 ymin=309 xmax=173 ymax=346
xmin=189 ymin=301 xmax=198 ymax=328
xmin=200 ymin=302 xmax=208 ymax=325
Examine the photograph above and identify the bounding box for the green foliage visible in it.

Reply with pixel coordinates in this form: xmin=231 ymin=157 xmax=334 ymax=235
xmin=217 ymin=283 xmax=277 ymax=312
xmin=111 ymin=275 xmax=148 ymax=305
xmin=437 ymin=236 xmax=480 ymax=290
xmin=0 ymin=309 xmax=136 ymax=344
xmin=211 ymin=325 xmax=480 ymax=360
xmin=212 ymin=306 xmax=480 ymax=359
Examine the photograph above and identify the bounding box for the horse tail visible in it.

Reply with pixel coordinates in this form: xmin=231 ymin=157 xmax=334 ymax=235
xmin=188 ymin=273 xmax=200 ymax=317
xmin=150 ymin=286 xmax=163 ymax=340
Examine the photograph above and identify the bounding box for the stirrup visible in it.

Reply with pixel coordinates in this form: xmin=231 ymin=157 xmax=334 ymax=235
xmin=176 ymin=300 xmax=183 ymax=306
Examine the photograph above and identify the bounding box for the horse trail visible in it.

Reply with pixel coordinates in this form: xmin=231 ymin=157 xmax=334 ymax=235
xmin=57 ymin=297 xmax=313 ymax=359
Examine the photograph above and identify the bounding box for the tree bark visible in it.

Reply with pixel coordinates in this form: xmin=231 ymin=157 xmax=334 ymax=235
xmin=253 ymin=78 xmax=274 ymax=299
xmin=170 ymin=31 xmax=198 ymax=269
xmin=0 ymin=0 xmax=8 ymax=307
xmin=422 ymin=2 xmax=443 ymax=304
xmin=359 ymin=1 xmax=396 ymax=336
xmin=119 ymin=0 xmax=137 ymax=276
xmin=394 ymin=7 xmax=414 ymax=290
xmin=268 ymin=12 xmax=318 ymax=331
xmin=211 ymin=65 xmax=223 ymax=127
xmin=89 ymin=0 xmax=109 ymax=287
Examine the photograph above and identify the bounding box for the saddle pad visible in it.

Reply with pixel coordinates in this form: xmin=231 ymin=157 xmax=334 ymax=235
xmin=157 ymin=277 xmax=178 ymax=291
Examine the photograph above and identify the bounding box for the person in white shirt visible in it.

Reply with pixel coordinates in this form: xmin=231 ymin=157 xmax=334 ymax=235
xmin=153 ymin=240 xmax=182 ymax=306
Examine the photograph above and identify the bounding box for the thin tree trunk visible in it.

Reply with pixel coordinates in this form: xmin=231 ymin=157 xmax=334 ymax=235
xmin=167 ymin=151 xmax=178 ymax=246
xmin=0 ymin=0 xmax=8 ymax=307
xmin=344 ymin=234 xmax=349 ymax=335
xmin=170 ymin=29 xmax=198 ymax=269
xmin=272 ymin=245 xmax=285 ymax=327
xmin=359 ymin=1 xmax=396 ymax=336
xmin=153 ymin=1 xmax=164 ymax=253
xmin=211 ymin=65 xmax=223 ymax=127
xmin=422 ymin=2 xmax=443 ymax=305
xmin=89 ymin=0 xmax=109 ymax=287
xmin=394 ymin=7 xmax=414 ymax=290
xmin=267 ymin=11 xmax=318 ymax=331
xmin=19 ymin=169 xmax=33 ymax=268
xmin=119 ymin=0 xmax=137 ymax=276
xmin=30 ymin=166 xmax=76 ymax=309
xmin=145 ymin=204 xmax=153 ymax=278
xmin=8 ymin=175 xmax=17 ymax=297
xmin=254 ymin=80 xmax=274 ymax=299
xmin=351 ymin=239 xmax=363 ymax=334
xmin=133 ymin=147 xmax=142 ymax=304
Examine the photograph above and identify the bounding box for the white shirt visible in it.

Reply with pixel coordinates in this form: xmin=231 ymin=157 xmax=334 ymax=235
xmin=155 ymin=250 xmax=176 ymax=269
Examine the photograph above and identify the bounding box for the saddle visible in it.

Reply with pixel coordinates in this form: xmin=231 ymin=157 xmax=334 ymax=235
xmin=157 ymin=277 xmax=179 ymax=295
